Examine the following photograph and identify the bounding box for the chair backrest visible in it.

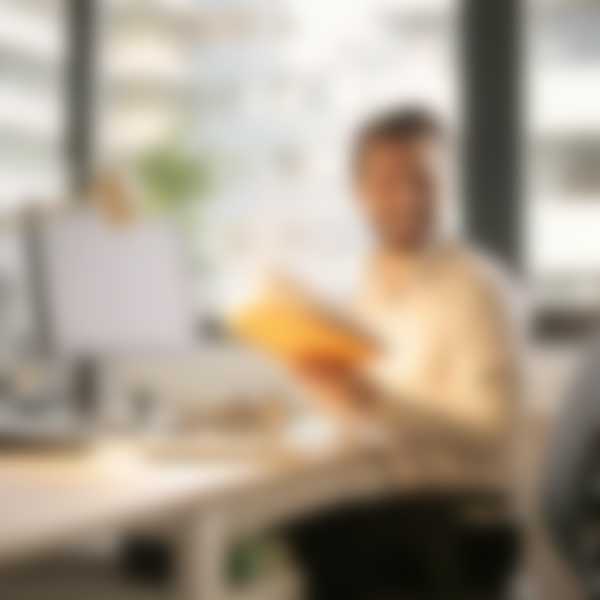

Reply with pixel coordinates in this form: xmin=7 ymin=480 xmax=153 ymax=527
xmin=542 ymin=339 xmax=600 ymax=596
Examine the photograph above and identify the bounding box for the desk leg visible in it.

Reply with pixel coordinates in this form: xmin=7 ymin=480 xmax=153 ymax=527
xmin=177 ymin=509 xmax=227 ymax=600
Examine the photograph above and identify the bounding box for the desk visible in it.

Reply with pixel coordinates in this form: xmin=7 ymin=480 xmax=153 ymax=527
xmin=0 ymin=438 xmax=504 ymax=600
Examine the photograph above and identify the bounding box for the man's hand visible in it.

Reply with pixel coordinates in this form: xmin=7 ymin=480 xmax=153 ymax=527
xmin=292 ymin=355 xmax=379 ymax=423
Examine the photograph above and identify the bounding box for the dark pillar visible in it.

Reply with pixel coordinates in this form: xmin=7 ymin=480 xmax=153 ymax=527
xmin=66 ymin=1 xmax=100 ymax=420
xmin=66 ymin=0 xmax=98 ymax=198
xmin=462 ymin=0 xmax=523 ymax=270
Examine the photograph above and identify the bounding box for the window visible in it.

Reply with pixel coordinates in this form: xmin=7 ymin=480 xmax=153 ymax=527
xmin=98 ymin=0 xmax=197 ymax=164
xmin=528 ymin=0 xmax=600 ymax=314
xmin=0 ymin=0 xmax=67 ymax=210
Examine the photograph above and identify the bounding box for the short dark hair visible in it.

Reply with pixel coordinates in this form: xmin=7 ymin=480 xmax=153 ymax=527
xmin=352 ymin=107 xmax=443 ymax=175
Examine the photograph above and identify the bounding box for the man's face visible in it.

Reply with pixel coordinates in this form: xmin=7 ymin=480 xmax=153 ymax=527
xmin=355 ymin=136 xmax=442 ymax=251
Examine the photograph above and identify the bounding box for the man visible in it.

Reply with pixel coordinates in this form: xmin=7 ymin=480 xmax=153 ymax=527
xmin=291 ymin=108 xmax=521 ymax=600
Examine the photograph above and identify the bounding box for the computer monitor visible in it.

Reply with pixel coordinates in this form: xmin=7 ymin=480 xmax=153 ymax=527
xmin=0 ymin=207 xmax=195 ymax=436
xmin=39 ymin=208 xmax=195 ymax=358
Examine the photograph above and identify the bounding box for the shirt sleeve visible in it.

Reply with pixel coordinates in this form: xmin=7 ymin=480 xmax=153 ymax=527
xmin=369 ymin=266 xmax=521 ymax=441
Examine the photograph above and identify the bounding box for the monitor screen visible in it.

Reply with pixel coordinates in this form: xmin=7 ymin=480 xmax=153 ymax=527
xmin=40 ymin=209 xmax=195 ymax=357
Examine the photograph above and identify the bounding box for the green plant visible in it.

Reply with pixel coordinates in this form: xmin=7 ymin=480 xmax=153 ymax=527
xmin=135 ymin=142 xmax=212 ymax=222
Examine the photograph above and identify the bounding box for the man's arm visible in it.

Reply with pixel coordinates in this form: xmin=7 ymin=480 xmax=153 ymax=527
xmin=369 ymin=265 xmax=521 ymax=444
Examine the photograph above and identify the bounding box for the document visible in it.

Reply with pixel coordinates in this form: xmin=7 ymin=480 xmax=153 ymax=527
xmin=229 ymin=278 xmax=378 ymax=369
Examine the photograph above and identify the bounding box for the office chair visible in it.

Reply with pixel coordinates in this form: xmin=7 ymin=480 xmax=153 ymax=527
xmin=542 ymin=340 xmax=600 ymax=599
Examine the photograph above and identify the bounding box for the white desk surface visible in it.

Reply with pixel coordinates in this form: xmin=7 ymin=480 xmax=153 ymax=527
xmin=0 ymin=438 xmax=368 ymax=566
xmin=0 ymin=436 xmax=504 ymax=569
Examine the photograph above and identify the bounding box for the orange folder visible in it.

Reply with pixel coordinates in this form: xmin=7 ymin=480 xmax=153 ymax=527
xmin=229 ymin=282 xmax=378 ymax=369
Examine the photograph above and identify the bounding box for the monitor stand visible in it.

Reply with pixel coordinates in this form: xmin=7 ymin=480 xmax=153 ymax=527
xmin=71 ymin=357 xmax=101 ymax=425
